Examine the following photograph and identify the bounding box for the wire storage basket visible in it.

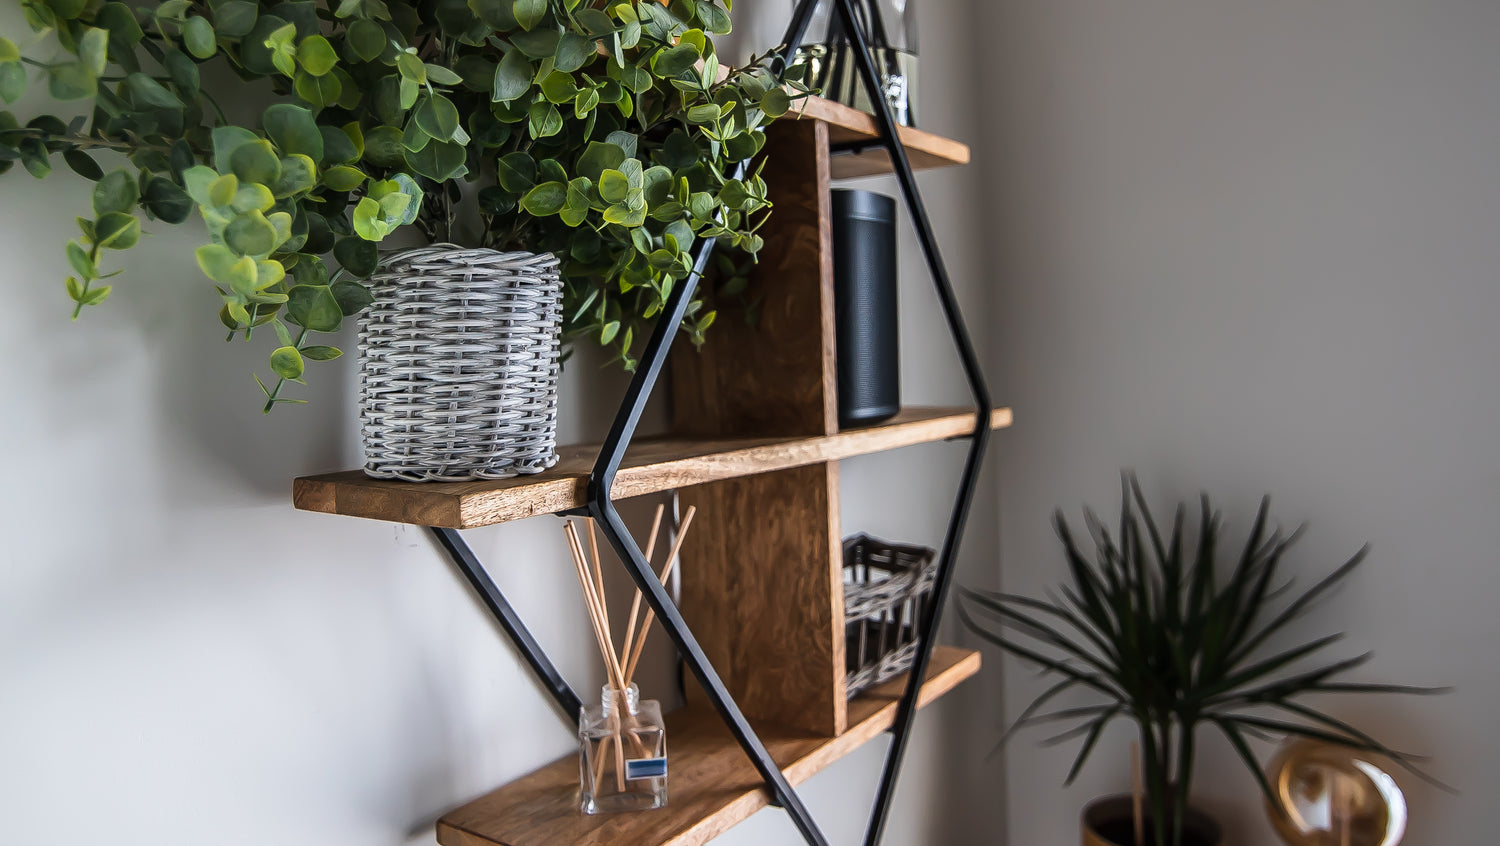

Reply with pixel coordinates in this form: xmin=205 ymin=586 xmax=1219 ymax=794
xmin=843 ymin=534 xmax=937 ymax=698
xmin=360 ymin=246 xmax=563 ymax=482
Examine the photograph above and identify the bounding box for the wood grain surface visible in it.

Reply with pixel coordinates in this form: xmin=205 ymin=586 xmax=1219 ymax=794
xmin=292 ymin=407 xmax=1011 ymax=528
xmin=788 ymin=95 xmax=971 ymax=179
xmin=671 ymin=117 xmax=837 ymax=439
xmin=678 ymin=462 xmax=845 ymax=735
xmin=435 ymin=647 xmax=980 ymax=846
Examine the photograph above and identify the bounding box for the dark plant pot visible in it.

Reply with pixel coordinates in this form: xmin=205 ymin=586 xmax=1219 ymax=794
xmin=1081 ymin=795 xmax=1223 ymax=846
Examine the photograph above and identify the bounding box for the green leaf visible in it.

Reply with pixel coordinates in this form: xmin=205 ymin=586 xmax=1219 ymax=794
xmin=229 ymin=140 xmax=282 ymax=185
xmin=404 ymin=138 xmax=467 ymax=181
xmin=333 ymin=236 xmax=378 ymax=277
xmin=81 ymin=285 xmax=111 ymax=306
xmin=510 ymin=27 xmax=560 ymax=59
xmin=492 ymin=46 xmax=533 ymax=102
xmin=301 ymin=345 xmax=342 ymax=361
xmin=599 ymin=320 xmax=619 ymax=344
xmin=527 ymin=101 xmax=562 ymax=138
xmin=64 ymin=150 xmax=103 ymax=181
xmin=94 ymin=212 xmax=140 ymax=249
xmin=47 ymin=62 xmax=96 ymax=100
xmin=269 ymin=345 xmax=305 ymax=379
xmin=295 ymin=70 xmax=342 ymax=108
xmin=263 ymin=103 xmax=324 ymax=160
xmin=213 ymin=0 xmax=258 ymax=37
xmin=577 ymin=8 xmax=614 ymax=35
xmin=413 ymin=93 xmax=461 ymax=141
xmin=93 ymin=170 xmax=139 ymax=216
xmin=598 ymin=169 xmax=629 ymax=204
xmin=553 ymin=33 xmax=594 ymax=73
xmin=577 ymin=141 xmax=626 ymax=182
xmin=183 ymin=17 xmax=217 ymax=59
xmin=286 ymin=283 xmax=343 ymax=331
xmin=208 ymin=172 xmax=239 ymax=207
xmin=520 ymin=181 xmax=567 ymax=216
xmin=0 ymin=37 xmax=18 ymax=64
xmin=297 ymin=34 xmax=337 ymax=76
xmin=0 ymin=62 xmax=24 ymax=104
xmin=331 ymin=279 xmax=374 ymax=315
xmin=66 ymin=241 xmax=96 ymax=279
xmin=321 ymin=165 xmax=365 ymax=192
xmin=346 ymin=18 xmax=385 ymax=62
xmin=761 ymin=87 xmax=791 ymax=118
xmin=511 ymin=0 xmax=545 ymax=29
xmin=540 ymin=70 xmax=578 ymax=104
xmin=653 ymin=43 xmax=699 ymax=77
xmin=272 ymin=154 xmax=317 ymax=197
xmin=232 ymin=183 xmax=276 ymax=213
xmin=78 ymin=27 xmax=109 ymax=76
xmin=696 ymin=0 xmax=730 ymax=34
xmin=143 ymin=178 xmax=193 ymax=223
xmin=495 ymin=151 xmax=536 ymax=192
xmin=351 ymin=196 xmax=389 ymax=240
xmin=225 ymin=210 xmax=279 ymax=255
xmin=125 ymin=72 xmax=182 ymax=108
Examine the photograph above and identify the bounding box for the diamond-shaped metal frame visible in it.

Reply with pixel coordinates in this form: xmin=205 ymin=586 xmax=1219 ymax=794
xmin=428 ymin=1 xmax=992 ymax=842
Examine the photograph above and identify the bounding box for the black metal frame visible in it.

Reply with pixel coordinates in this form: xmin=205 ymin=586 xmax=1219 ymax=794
xmin=427 ymin=1 xmax=990 ymax=842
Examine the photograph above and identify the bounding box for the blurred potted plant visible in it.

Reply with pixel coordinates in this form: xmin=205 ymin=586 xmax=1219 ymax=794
xmin=1 ymin=0 xmax=809 ymax=478
xmin=959 ymin=475 xmax=1446 ymax=846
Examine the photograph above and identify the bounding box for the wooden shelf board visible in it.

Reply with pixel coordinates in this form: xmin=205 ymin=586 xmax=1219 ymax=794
xmin=436 ymin=645 xmax=980 ymax=846
xmin=789 ymin=95 xmax=971 ymax=179
xmin=293 ymin=406 xmax=1011 ymax=529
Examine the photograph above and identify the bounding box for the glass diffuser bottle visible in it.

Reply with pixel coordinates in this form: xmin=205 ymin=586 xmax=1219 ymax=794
xmin=803 ymin=0 xmax=920 ymax=126
xmin=578 ymin=682 xmax=667 ymax=814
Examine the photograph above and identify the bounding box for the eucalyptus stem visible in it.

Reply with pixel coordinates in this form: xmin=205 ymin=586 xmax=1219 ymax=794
xmin=262 ymin=326 xmax=308 ymax=414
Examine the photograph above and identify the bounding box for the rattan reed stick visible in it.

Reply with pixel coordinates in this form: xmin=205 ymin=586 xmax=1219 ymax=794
xmin=619 ymin=504 xmax=666 ymax=667
xmin=623 ymin=506 xmax=696 ymax=685
xmin=565 ymin=522 xmax=623 ymax=691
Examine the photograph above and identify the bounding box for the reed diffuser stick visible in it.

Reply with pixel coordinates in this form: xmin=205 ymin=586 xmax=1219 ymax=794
xmin=619 ymin=504 xmax=666 ymax=666
xmin=564 ymin=522 xmax=620 ymax=689
xmin=1131 ymin=741 xmax=1144 ymax=846
xmin=564 ymin=520 xmax=631 ymax=792
xmin=622 ymin=506 xmax=697 ymax=684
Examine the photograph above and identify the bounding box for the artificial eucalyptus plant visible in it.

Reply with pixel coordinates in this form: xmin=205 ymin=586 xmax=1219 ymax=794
xmin=0 ymin=0 xmax=809 ymax=409
xmin=959 ymin=475 xmax=1447 ymax=846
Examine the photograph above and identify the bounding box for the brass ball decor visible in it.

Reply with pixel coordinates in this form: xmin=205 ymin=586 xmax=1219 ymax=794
xmin=1265 ymin=739 xmax=1407 ymax=846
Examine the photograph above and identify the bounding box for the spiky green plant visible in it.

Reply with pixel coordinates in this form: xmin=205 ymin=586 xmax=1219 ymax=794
xmin=959 ymin=475 xmax=1447 ymax=846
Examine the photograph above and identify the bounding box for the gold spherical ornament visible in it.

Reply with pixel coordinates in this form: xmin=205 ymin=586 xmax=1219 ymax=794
xmin=1265 ymin=739 xmax=1407 ymax=846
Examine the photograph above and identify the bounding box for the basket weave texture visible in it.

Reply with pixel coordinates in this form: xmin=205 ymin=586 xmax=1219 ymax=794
xmin=359 ymin=246 xmax=562 ymax=482
xmin=843 ymin=534 xmax=938 ymax=698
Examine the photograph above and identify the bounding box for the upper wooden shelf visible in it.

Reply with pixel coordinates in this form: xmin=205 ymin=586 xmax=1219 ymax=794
xmin=293 ymin=406 xmax=1010 ymax=529
xmin=435 ymin=645 xmax=980 ymax=846
xmin=789 ymin=95 xmax=971 ymax=179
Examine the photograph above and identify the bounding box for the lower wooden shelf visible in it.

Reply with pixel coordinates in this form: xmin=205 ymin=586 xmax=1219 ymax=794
xmin=436 ymin=646 xmax=980 ymax=846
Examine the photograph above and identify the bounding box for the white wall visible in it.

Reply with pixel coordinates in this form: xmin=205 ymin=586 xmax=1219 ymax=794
xmin=973 ymin=1 xmax=1499 ymax=843
xmin=0 ymin=1 xmax=998 ymax=844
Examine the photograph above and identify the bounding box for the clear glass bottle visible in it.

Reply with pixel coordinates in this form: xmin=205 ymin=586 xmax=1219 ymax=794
xmin=578 ymin=683 xmax=667 ymax=814
xmin=802 ymin=0 xmax=921 ymax=126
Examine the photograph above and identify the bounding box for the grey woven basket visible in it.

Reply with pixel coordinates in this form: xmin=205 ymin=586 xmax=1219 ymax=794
xmin=359 ymin=245 xmax=562 ymax=482
xmin=843 ymin=534 xmax=938 ymax=698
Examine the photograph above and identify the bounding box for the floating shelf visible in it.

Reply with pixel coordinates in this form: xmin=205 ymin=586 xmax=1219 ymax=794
xmin=789 ymin=95 xmax=971 ymax=179
xmin=293 ymin=406 xmax=1010 ymax=529
xmin=435 ymin=646 xmax=980 ymax=846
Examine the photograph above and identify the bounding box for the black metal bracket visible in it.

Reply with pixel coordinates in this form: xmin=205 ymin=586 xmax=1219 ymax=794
xmin=424 ymin=1 xmax=991 ymax=843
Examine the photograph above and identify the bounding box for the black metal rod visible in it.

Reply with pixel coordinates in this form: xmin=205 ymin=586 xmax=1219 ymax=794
xmin=824 ymin=1 xmax=994 ymax=844
xmin=429 ymin=527 xmax=585 ymax=721
xmin=581 ymin=255 xmax=830 ymax=844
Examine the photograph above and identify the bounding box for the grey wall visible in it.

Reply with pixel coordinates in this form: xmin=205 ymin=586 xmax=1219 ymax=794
xmin=973 ymin=1 xmax=1499 ymax=843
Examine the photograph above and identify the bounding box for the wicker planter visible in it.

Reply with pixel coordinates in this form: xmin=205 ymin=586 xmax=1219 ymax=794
xmin=843 ymin=534 xmax=937 ymax=698
xmin=359 ymin=246 xmax=563 ymax=481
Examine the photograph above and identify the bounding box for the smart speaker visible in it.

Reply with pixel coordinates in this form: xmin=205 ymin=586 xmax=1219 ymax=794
xmin=832 ymin=189 xmax=900 ymax=428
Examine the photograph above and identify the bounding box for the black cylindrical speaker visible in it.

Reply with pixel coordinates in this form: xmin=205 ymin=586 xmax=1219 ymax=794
xmin=832 ymin=189 xmax=900 ymax=428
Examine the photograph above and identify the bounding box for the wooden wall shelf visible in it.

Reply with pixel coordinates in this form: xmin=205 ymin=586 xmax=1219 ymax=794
xmin=790 ymin=95 xmax=971 ymax=179
xmin=435 ymin=646 xmax=980 ymax=846
xmin=293 ymin=406 xmax=1010 ymax=529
